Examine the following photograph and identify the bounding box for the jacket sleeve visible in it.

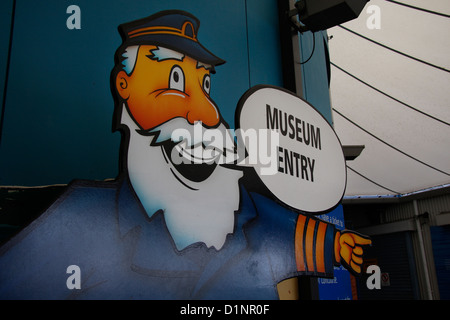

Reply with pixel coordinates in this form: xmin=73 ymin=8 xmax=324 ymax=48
xmin=294 ymin=214 xmax=337 ymax=277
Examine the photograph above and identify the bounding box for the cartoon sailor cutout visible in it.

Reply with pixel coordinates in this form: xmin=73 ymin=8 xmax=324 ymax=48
xmin=112 ymin=12 xmax=242 ymax=251
xmin=0 ymin=10 xmax=371 ymax=299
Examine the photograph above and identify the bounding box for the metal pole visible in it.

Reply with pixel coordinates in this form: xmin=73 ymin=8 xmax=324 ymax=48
xmin=289 ymin=0 xmax=304 ymax=98
xmin=413 ymin=199 xmax=433 ymax=300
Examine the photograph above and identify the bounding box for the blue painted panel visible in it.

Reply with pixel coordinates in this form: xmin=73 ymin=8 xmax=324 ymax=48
xmin=300 ymin=30 xmax=333 ymax=124
xmin=246 ymin=0 xmax=284 ymax=88
xmin=299 ymin=30 xmax=349 ymax=299
xmin=431 ymin=225 xmax=450 ymax=300
xmin=1 ymin=0 xmax=281 ymax=186
xmin=1 ymin=0 xmax=123 ymax=186
xmin=0 ymin=0 xmax=14 ymax=128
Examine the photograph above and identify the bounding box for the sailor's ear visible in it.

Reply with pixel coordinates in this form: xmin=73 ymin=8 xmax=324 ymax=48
xmin=116 ymin=70 xmax=130 ymax=100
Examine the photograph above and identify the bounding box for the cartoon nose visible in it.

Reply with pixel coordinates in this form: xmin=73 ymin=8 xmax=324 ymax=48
xmin=185 ymin=94 xmax=220 ymax=128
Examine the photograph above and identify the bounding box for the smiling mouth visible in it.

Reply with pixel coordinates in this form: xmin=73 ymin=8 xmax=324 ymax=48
xmin=162 ymin=140 xmax=218 ymax=183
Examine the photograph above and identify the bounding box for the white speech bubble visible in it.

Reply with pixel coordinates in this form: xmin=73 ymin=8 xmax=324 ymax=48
xmin=236 ymin=86 xmax=347 ymax=214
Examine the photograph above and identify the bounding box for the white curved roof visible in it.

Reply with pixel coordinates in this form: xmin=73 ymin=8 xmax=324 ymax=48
xmin=328 ymin=0 xmax=450 ymax=198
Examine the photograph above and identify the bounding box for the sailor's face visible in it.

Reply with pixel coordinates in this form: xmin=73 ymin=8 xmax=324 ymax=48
xmin=116 ymin=45 xmax=220 ymax=131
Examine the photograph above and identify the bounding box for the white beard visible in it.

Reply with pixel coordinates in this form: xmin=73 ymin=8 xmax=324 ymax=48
xmin=120 ymin=105 xmax=243 ymax=251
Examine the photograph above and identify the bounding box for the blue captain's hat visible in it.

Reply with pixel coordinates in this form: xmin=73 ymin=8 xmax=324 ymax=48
xmin=118 ymin=10 xmax=225 ymax=67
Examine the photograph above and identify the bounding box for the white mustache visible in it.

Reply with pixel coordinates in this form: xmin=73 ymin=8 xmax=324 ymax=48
xmin=143 ymin=117 xmax=238 ymax=163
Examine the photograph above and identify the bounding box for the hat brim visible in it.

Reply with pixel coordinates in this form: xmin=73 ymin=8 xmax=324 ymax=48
xmin=124 ymin=34 xmax=225 ymax=68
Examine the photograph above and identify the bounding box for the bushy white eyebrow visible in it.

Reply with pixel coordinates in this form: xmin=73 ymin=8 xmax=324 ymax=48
xmin=197 ymin=61 xmax=213 ymax=70
xmin=148 ymin=47 xmax=185 ymax=62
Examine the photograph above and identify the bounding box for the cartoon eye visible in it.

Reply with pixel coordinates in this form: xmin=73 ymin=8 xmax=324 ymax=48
xmin=169 ymin=65 xmax=185 ymax=92
xmin=203 ymin=74 xmax=211 ymax=94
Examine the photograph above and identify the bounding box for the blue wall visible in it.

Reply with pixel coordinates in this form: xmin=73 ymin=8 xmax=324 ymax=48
xmin=0 ymin=0 xmax=330 ymax=188
xmin=0 ymin=0 xmax=286 ymax=186
xmin=300 ymin=30 xmax=333 ymax=124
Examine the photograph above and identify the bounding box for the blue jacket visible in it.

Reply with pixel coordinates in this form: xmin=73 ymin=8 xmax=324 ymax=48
xmin=0 ymin=178 xmax=336 ymax=299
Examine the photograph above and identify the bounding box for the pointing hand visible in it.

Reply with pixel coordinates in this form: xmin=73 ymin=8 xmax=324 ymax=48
xmin=335 ymin=230 xmax=372 ymax=275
